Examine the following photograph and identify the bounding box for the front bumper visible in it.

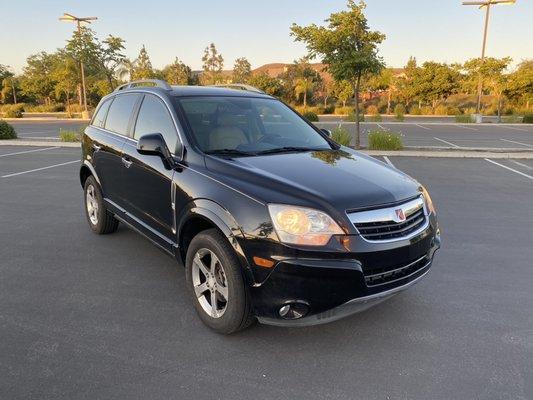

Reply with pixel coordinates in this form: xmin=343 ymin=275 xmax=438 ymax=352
xmin=257 ymin=257 xmax=432 ymax=327
xmin=250 ymin=220 xmax=440 ymax=326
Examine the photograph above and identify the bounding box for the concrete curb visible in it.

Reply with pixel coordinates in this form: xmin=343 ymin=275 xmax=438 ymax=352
xmin=1 ymin=139 xmax=532 ymax=158
xmin=1 ymin=118 xmax=90 ymax=122
xmin=316 ymin=120 xmax=531 ymax=126
xmin=0 ymin=140 xmax=81 ymax=148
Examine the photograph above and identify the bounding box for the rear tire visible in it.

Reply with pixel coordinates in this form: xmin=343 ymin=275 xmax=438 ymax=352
xmin=83 ymin=176 xmax=119 ymax=234
xmin=185 ymin=228 xmax=254 ymax=334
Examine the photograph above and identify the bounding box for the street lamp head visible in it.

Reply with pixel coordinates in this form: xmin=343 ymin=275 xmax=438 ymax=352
xmin=462 ymin=0 xmax=516 ymax=6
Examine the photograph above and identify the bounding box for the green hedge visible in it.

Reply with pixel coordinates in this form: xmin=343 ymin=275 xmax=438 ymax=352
xmin=523 ymin=114 xmax=533 ymax=124
xmin=368 ymin=129 xmax=403 ymax=150
xmin=302 ymin=111 xmax=319 ymax=122
xmin=331 ymin=126 xmax=351 ymax=146
xmin=455 ymin=114 xmax=473 ymax=123
xmin=0 ymin=120 xmax=17 ymax=139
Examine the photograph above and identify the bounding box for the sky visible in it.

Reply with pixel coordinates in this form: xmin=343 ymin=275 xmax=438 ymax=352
xmin=1 ymin=0 xmax=532 ymax=74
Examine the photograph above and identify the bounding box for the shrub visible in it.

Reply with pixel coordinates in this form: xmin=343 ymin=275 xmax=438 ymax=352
xmin=366 ymin=105 xmax=379 ymax=115
xmin=434 ymin=105 xmax=448 ymax=116
xmin=420 ymin=106 xmax=434 ymax=115
xmin=446 ymin=106 xmax=461 ymax=116
xmin=25 ymin=103 xmax=65 ymax=113
xmin=331 ymin=126 xmax=351 ymax=146
xmin=409 ymin=106 xmax=422 ymax=115
xmin=2 ymin=104 xmax=24 ymax=118
xmin=323 ymin=105 xmax=335 ymax=114
xmin=523 ymin=114 xmax=533 ymax=124
xmin=334 ymin=106 xmax=353 ymax=115
xmin=59 ymin=128 xmax=82 ymax=142
xmin=0 ymin=120 xmax=17 ymax=139
xmin=302 ymin=111 xmax=319 ymax=122
xmin=501 ymin=115 xmax=522 ymax=123
xmin=455 ymin=114 xmax=473 ymax=123
xmin=345 ymin=111 xmax=364 ymax=122
xmin=394 ymin=104 xmax=405 ymax=121
xmin=368 ymin=129 xmax=403 ymax=150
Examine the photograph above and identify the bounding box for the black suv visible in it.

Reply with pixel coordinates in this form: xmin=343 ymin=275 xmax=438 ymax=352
xmin=80 ymin=80 xmax=440 ymax=333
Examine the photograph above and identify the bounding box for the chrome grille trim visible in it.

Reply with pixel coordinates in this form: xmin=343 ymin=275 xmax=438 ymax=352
xmin=347 ymin=196 xmax=429 ymax=242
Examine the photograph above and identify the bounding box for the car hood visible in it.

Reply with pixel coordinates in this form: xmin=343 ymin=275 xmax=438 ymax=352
xmin=204 ymin=148 xmax=421 ymax=215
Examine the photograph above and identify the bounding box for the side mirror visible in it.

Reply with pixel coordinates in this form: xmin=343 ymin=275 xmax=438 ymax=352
xmin=320 ymin=128 xmax=332 ymax=137
xmin=137 ymin=133 xmax=176 ymax=168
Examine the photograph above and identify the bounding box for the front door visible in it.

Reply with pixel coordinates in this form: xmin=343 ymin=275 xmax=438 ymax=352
xmin=120 ymin=94 xmax=179 ymax=243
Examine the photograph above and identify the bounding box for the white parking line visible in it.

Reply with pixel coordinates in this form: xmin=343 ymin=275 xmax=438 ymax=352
xmin=414 ymin=124 xmax=431 ymax=130
xmin=457 ymin=125 xmax=478 ymax=131
xmin=383 ymin=156 xmax=395 ymax=167
xmin=484 ymin=159 xmax=533 ymax=181
xmin=377 ymin=124 xmax=385 ymax=130
xmin=433 ymin=137 xmax=460 ymax=148
xmin=1 ymin=160 xmax=79 ymax=178
xmin=16 ymin=131 xmax=57 ymax=135
xmin=0 ymin=146 xmax=60 ymax=158
xmin=504 ymin=126 xmax=528 ymax=132
xmin=500 ymin=138 xmax=533 ymax=148
xmin=510 ymin=160 xmax=533 ymax=170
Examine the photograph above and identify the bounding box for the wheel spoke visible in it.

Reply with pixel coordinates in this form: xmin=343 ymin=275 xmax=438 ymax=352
xmin=194 ymin=254 xmax=209 ymax=276
xmin=216 ymin=285 xmax=228 ymax=301
xmin=210 ymin=290 xmax=218 ymax=317
xmin=209 ymin=253 xmax=218 ymax=273
xmin=194 ymin=282 xmax=209 ymax=298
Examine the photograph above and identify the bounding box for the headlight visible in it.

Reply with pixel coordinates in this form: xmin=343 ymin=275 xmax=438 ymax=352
xmin=421 ymin=186 xmax=436 ymax=214
xmin=268 ymin=204 xmax=344 ymax=246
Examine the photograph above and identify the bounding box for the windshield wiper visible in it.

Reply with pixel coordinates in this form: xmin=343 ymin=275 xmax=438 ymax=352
xmin=255 ymin=146 xmax=329 ymax=155
xmin=205 ymin=149 xmax=256 ymax=157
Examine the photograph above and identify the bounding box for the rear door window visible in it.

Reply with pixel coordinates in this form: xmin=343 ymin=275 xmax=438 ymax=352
xmin=104 ymin=94 xmax=140 ymax=136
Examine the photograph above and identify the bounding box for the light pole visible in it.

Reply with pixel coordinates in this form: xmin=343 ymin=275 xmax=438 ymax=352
xmin=59 ymin=13 xmax=97 ymax=115
xmin=462 ymin=0 xmax=516 ymax=120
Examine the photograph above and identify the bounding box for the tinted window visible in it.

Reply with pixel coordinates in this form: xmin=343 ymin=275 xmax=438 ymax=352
xmin=92 ymin=98 xmax=112 ymax=128
xmin=134 ymin=95 xmax=178 ymax=153
xmin=104 ymin=94 xmax=140 ymax=135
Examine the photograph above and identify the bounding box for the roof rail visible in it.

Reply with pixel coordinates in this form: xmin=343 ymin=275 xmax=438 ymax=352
xmin=114 ymin=79 xmax=172 ymax=92
xmin=212 ymin=83 xmax=265 ymax=94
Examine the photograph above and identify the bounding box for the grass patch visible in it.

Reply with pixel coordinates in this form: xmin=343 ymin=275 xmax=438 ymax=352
xmin=59 ymin=128 xmax=83 ymax=142
xmin=522 ymin=114 xmax=533 ymax=124
xmin=367 ymin=129 xmax=403 ymax=150
xmin=345 ymin=112 xmax=364 ymax=122
xmin=1 ymin=104 xmax=24 ymax=118
xmin=369 ymin=113 xmax=382 ymax=122
xmin=331 ymin=126 xmax=351 ymax=146
xmin=455 ymin=114 xmax=473 ymax=123
xmin=302 ymin=111 xmax=319 ymax=122
xmin=0 ymin=120 xmax=17 ymax=139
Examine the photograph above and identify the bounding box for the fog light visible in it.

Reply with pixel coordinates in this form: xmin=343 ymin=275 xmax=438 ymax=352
xmin=279 ymin=302 xmax=309 ymax=320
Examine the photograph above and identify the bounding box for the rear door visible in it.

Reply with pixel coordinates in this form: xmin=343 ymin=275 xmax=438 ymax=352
xmin=121 ymin=94 xmax=179 ymax=242
xmin=93 ymin=93 xmax=141 ymax=207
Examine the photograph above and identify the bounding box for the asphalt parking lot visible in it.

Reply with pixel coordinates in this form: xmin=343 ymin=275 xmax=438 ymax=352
xmin=9 ymin=119 xmax=533 ymax=150
xmin=0 ymin=146 xmax=532 ymax=399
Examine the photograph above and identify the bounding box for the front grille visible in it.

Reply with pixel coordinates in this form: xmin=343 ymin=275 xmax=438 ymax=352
xmin=364 ymin=256 xmax=429 ymax=287
xmin=348 ymin=196 xmax=428 ymax=241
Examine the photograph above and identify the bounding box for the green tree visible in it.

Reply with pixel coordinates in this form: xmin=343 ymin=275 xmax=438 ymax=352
xmin=292 ymin=57 xmax=321 ymax=108
xmin=202 ymin=43 xmax=224 ymax=84
xmin=332 ymin=80 xmax=354 ymax=107
xmin=0 ymin=65 xmax=16 ymax=104
xmin=365 ymin=67 xmax=394 ymax=113
xmin=99 ymin=35 xmax=126 ymax=89
xmin=131 ymin=45 xmax=156 ymax=80
xmin=395 ymin=57 xmax=419 ymax=108
xmin=291 ymin=0 xmax=385 ymax=147
xmin=19 ymin=52 xmax=59 ymax=105
xmin=315 ymin=79 xmax=335 ymax=108
xmin=412 ymin=62 xmax=460 ymax=110
xmin=51 ymin=52 xmax=79 ymax=114
xmin=506 ymin=59 xmax=533 ymax=111
xmin=162 ymin=58 xmax=195 ymax=85
xmin=248 ymin=73 xmax=284 ymax=97
xmin=232 ymin=57 xmax=252 ymax=83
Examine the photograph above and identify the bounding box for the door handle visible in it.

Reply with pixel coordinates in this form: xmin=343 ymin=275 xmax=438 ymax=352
xmin=122 ymin=157 xmax=133 ymax=168
xmin=92 ymin=143 xmax=101 ymax=151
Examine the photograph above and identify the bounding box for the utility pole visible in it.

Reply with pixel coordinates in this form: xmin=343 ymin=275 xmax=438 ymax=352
xmin=462 ymin=0 xmax=516 ymax=121
xmin=12 ymin=78 xmax=17 ymax=104
xmin=59 ymin=13 xmax=97 ymax=116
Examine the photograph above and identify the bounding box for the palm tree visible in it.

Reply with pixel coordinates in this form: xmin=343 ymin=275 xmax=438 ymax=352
xmin=294 ymin=77 xmax=315 ymax=109
xmin=116 ymin=58 xmax=136 ymax=82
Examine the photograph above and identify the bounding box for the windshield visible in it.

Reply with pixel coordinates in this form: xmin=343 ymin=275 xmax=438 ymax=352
xmin=177 ymin=96 xmax=332 ymax=155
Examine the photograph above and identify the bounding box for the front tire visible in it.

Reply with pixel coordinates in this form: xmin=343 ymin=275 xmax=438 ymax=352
xmin=83 ymin=176 xmax=119 ymax=234
xmin=185 ymin=228 xmax=254 ymax=334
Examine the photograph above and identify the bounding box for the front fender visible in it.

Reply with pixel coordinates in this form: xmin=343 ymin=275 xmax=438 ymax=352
xmin=177 ymin=199 xmax=256 ymax=285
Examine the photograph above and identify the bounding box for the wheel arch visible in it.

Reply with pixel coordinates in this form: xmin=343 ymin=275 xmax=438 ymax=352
xmin=177 ymin=199 xmax=255 ymax=285
xmin=79 ymin=160 xmax=100 ymax=188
